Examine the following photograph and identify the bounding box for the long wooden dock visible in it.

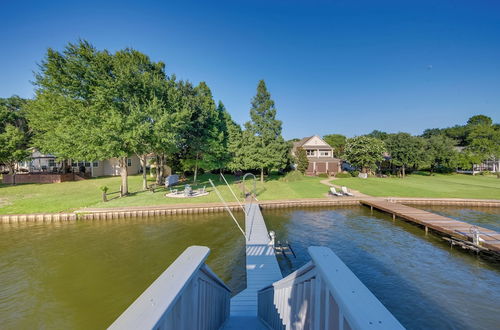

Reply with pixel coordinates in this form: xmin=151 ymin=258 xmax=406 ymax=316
xmin=223 ymin=203 xmax=283 ymax=329
xmin=360 ymin=198 xmax=500 ymax=253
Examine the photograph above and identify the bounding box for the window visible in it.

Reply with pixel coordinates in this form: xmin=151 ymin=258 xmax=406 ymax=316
xmin=92 ymin=161 xmax=99 ymax=167
xmin=306 ymin=150 xmax=315 ymax=156
xmin=127 ymin=158 xmax=132 ymax=167
xmin=320 ymin=151 xmax=330 ymax=157
xmin=48 ymin=159 xmax=56 ymax=167
xmin=84 ymin=162 xmax=91 ymax=167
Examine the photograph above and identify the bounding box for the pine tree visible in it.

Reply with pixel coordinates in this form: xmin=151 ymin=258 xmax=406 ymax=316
xmin=243 ymin=80 xmax=289 ymax=182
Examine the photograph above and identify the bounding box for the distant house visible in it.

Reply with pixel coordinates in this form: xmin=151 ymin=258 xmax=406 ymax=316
xmin=454 ymin=146 xmax=499 ymax=174
xmin=292 ymin=136 xmax=341 ymax=175
xmin=17 ymin=149 xmax=142 ymax=177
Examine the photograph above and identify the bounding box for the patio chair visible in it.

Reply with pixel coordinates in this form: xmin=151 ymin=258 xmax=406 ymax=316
xmin=329 ymin=187 xmax=343 ymax=196
xmin=341 ymin=186 xmax=354 ymax=196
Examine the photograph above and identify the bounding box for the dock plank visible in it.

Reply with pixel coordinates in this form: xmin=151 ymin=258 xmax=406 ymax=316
xmin=360 ymin=199 xmax=500 ymax=253
xmin=229 ymin=203 xmax=282 ymax=318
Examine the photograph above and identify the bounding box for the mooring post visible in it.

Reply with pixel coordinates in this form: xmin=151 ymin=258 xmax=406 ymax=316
xmin=425 ymin=226 xmax=428 ymax=234
xmin=392 ymin=213 xmax=396 ymax=221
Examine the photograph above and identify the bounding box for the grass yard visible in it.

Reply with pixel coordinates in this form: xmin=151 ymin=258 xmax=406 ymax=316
xmin=0 ymin=173 xmax=328 ymax=214
xmin=334 ymin=173 xmax=500 ymax=199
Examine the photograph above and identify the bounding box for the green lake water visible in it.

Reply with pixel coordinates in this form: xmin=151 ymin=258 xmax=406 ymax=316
xmin=0 ymin=206 xmax=499 ymax=329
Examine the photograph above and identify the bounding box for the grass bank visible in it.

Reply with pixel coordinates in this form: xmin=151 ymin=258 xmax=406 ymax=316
xmin=334 ymin=173 xmax=500 ymax=199
xmin=0 ymin=173 xmax=328 ymax=214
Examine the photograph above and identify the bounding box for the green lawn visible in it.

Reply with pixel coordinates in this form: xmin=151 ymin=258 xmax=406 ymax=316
xmin=334 ymin=173 xmax=500 ymax=199
xmin=0 ymin=173 xmax=328 ymax=214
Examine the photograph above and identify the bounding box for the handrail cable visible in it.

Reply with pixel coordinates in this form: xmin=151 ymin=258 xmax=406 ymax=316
xmin=208 ymin=179 xmax=246 ymax=239
xmin=219 ymin=173 xmax=247 ymax=215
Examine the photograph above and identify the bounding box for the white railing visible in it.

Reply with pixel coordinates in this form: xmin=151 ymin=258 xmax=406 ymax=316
xmin=258 ymin=246 xmax=405 ymax=330
xmin=108 ymin=246 xmax=231 ymax=330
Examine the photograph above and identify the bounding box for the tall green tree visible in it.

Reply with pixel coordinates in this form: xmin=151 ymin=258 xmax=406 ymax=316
xmin=466 ymin=123 xmax=500 ymax=172
xmin=424 ymin=135 xmax=457 ymax=174
xmin=0 ymin=125 xmax=30 ymax=182
xmin=323 ymin=134 xmax=346 ymax=157
xmin=243 ymin=80 xmax=289 ymax=182
xmin=0 ymin=96 xmax=30 ymax=182
xmin=225 ymin=113 xmax=245 ymax=172
xmin=28 ymin=40 xmax=166 ymax=195
xmin=343 ymin=136 xmax=386 ymax=173
xmin=385 ymin=133 xmax=425 ymax=177
xmin=294 ymin=147 xmax=309 ymax=174
xmin=177 ymin=81 xmax=221 ymax=182
xmin=366 ymin=130 xmax=389 ymax=141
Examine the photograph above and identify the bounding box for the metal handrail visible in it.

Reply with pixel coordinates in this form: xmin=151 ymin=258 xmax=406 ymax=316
xmin=258 ymin=246 xmax=405 ymax=330
xmin=109 ymin=246 xmax=230 ymax=330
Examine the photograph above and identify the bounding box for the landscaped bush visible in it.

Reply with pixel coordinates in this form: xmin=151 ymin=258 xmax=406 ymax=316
xmin=279 ymin=170 xmax=306 ymax=182
xmin=335 ymin=172 xmax=352 ymax=178
xmin=350 ymin=170 xmax=359 ymax=177
xmin=317 ymin=173 xmax=329 ymax=178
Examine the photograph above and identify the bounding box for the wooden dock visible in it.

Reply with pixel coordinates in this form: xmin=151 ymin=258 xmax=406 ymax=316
xmin=360 ymin=198 xmax=500 ymax=253
xmin=224 ymin=203 xmax=283 ymax=329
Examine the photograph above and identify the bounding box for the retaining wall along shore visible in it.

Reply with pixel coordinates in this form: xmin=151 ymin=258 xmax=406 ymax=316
xmin=1 ymin=198 xmax=499 ymax=224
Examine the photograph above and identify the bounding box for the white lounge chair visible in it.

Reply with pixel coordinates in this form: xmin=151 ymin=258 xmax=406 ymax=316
xmin=341 ymin=186 xmax=354 ymax=196
xmin=329 ymin=187 xmax=343 ymax=196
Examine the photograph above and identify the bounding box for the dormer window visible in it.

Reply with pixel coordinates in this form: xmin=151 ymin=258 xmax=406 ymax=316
xmin=306 ymin=150 xmax=315 ymax=156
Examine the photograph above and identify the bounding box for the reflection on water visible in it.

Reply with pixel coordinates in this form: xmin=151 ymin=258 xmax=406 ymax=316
xmin=264 ymin=206 xmax=500 ymax=330
xmin=418 ymin=205 xmax=500 ymax=232
xmin=0 ymin=214 xmax=246 ymax=330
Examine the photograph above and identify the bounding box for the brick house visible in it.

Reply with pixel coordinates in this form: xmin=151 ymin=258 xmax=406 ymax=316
xmin=292 ymin=136 xmax=342 ymax=175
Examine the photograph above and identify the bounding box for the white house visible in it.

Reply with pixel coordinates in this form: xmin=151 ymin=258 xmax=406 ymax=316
xmin=19 ymin=149 xmax=142 ymax=177
xmin=291 ymin=135 xmax=342 ymax=175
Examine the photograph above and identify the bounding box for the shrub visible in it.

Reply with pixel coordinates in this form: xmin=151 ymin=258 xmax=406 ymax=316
xmin=480 ymin=171 xmax=492 ymax=176
xmin=318 ymin=173 xmax=329 ymax=178
xmin=99 ymin=186 xmax=109 ymax=193
xmin=280 ymin=170 xmax=306 ymax=182
xmin=335 ymin=172 xmax=352 ymax=178
xmin=350 ymin=170 xmax=359 ymax=177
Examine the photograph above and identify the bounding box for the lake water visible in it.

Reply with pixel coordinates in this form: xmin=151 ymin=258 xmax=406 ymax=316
xmin=0 ymin=214 xmax=246 ymax=329
xmin=0 ymin=206 xmax=499 ymax=329
xmin=263 ymin=206 xmax=500 ymax=330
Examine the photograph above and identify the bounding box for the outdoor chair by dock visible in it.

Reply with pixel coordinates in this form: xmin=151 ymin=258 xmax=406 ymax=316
xmin=341 ymin=186 xmax=354 ymax=196
xmin=329 ymin=187 xmax=343 ymax=196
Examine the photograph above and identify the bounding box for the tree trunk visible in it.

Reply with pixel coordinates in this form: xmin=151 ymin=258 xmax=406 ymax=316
xmin=8 ymin=163 xmax=15 ymax=185
xmin=140 ymin=154 xmax=148 ymax=190
xmin=402 ymin=165 xmax=406 ymax=178
xmin=156 ymin=155 xmax=163 ymax=185
xmin=119 ymin=157 xmax=128 ymax=196
xmin=260 ymin=168 xmax=264 ymax=183
xmin=193 ymin=154 xmax=199 ymax=183
xmin=61 ymin=159 xmax=67 ymax=174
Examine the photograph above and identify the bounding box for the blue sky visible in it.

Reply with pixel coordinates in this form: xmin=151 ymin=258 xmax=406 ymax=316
xmin=1 ymin=0 xmax=499 ymax=139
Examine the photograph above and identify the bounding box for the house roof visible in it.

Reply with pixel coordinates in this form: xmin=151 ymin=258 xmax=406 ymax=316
xmin=292 ymin=136 xmax=313 ymax=149
xmin=293 ymin=135 xmax=333 ymax=149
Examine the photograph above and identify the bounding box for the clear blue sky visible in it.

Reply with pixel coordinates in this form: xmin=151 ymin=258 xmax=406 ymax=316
xmin=1 ymin=0 xmax=499 ymax=139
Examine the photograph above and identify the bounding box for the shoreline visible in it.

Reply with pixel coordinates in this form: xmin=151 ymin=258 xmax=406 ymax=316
xmin=1 ymin=197 xmax=499 ymax=223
